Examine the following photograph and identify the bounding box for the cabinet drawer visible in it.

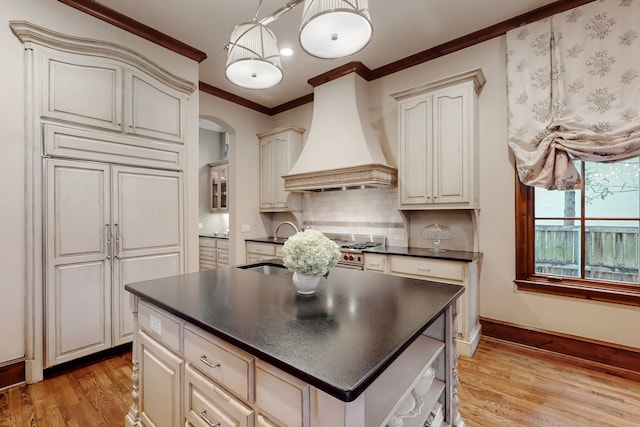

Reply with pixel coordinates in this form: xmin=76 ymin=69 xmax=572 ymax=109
xmin=246 ymin=243 xmax=276 ymax=256
xmin=364 ymin=253 xmax=386 ymax=272
xmin=389 ymin=256 xmax=465 ymax=282
xmin=217 ymin=250 xmax=229 ymax=265
xmin=275 ymin=245 xmax=284 ymax=259
xmin=256 ymin=360 xmax=308 ymax=427
xmin=200 ymin=238 xmax=217 ymax=248
xmin=138 ymin=301 xmax=181 ymax=352
xmin=217 ymin=239 xmax=230 ymax=250
xmin=199 ymin=248 xmax=216 ymax=261
xmin=184 ymin=326 xmax=255 ymax=402
xmin=185 ymin=364 xmax=254 ymax=427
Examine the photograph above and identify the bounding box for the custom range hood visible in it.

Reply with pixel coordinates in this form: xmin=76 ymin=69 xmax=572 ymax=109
xmin=283 ymin=70 xmax=397 ymax=192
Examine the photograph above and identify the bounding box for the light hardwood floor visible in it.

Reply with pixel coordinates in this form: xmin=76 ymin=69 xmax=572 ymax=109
xmin=1 ymin=338 xmax=639 ymax=426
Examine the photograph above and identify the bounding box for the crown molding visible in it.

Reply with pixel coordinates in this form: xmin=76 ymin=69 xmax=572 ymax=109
xmin=61 ymin=0 xmax=596 ymax=114
xmin=58 ymin=0 xmax=207 ymax=63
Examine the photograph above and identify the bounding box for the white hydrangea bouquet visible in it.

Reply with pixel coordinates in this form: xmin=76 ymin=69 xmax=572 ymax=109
xmin=282 ymin=230 xmax=340 ymax=278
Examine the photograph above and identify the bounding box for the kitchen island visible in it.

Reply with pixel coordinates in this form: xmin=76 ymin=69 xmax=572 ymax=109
xmin=124 ymin=260 xmax=464 ymax=427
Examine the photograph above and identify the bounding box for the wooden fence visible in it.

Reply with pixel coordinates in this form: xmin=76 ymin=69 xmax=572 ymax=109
xmin=535 ymin=225 xmax=639 ymax=283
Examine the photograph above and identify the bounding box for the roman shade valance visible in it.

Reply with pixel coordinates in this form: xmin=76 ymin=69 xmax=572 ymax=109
xmin=507 ymin=0 xmax=640 ymax=190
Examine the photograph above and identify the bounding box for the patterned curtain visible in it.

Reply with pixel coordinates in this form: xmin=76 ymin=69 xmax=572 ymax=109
xmin=507 ymin=0 xmax=640 ymax=190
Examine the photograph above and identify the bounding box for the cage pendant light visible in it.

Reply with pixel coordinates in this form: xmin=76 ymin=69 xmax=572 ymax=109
xmin=299 ymin=0 xmax=372 ymax=59
xmin=225 ymin=22 xmax=283 ymax=89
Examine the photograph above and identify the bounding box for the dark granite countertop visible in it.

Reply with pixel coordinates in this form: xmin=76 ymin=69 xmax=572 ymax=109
xmin=199 ymin=234 xmax=229 ymax=239
xmin=363 ymin=246 xmax=482 ymax=262
xmin=245 ymin=237 xmax=482 ymax=262
xmin=125 ymin=260 xmax=463 ymax=402
xmin=245 ymin=237 xmax=287 ymax=244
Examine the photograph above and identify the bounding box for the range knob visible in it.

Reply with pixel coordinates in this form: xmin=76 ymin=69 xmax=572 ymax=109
xmin=343 ymin=254 xmax=349 ymax=261
xmin=349 ymin=255 xmax=354 ymax=261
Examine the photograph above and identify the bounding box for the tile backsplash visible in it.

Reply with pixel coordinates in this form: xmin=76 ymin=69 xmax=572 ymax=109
xmin=302 ymin=187 xmax=406 ymax=246
xmin=302 ymin=187 xmax=475 ymax=251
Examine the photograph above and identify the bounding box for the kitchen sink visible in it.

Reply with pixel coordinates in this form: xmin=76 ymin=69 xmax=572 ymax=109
xmin=238 ymin=262 xmax=290 ymax=275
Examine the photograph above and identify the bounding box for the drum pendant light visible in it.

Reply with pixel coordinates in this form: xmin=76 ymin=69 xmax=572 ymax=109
xmin=299 ymin=0 xmax=372 ymax=59
xmin=225 ymin=22 xmax=283 ymax=89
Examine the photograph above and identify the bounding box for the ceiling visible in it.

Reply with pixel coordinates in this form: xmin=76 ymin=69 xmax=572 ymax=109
xmin=98 ymin=0 xmax=561 ymax=108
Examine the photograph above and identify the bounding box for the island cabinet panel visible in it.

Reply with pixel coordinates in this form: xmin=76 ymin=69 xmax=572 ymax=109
xmin=139 ymin=330 xmax=183 ymax=427
xmin=256 ymin=361 xmax=310 ymax=427
xmin=185 ymin=364 xmax=254 ymax=427
xmin=184 ymin=326 xmax=255 ymax=402
xmin=138 ymin=301 xmax=181 ymax=352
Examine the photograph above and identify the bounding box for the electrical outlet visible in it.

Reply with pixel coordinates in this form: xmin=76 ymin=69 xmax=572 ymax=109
xmin=150 ymin=314 xmax=162 ymax=335
xmin=241 ymin=224 xmax=251 ymax=232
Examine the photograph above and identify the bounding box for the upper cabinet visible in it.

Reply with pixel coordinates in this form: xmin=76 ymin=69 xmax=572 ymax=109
xmin=209 ymin=159 xmax=229 ymax=212
xmin=393 ymin=69 xmax=485 ymax=210
xmin=42 ymin=50 xmax=188 ymax=144
xmin=258 ymin=125 xmax=304 ymax=212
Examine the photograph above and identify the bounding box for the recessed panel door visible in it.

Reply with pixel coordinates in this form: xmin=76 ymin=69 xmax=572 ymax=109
xmin=45 ymin=159 xmax=112 ymax=366
xmin=111 ymin=166 xmax=183 ymax=345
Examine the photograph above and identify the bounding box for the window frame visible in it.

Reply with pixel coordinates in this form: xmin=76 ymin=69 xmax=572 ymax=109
xmin=514 ymin=174 xmax=640 ymax=307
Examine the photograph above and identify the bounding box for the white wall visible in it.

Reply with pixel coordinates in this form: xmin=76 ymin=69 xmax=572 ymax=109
xmin=198 ymin=127 xmax=229 ymax=235
xmin=0 ymin=0 xmax=199 ymax=365
xmin=273 ymin=37 xmax=640 ymax=349
xmin=199 ymin=93 xmax=272 ymax=264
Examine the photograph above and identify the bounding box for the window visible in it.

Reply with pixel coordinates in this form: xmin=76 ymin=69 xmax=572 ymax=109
xmin=515 ymin=157 xmax=640 ymax=306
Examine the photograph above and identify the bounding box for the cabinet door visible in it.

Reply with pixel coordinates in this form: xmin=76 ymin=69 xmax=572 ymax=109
xmin=125 ymin=68 xmax=186 ymax=143
xmin=398 ymin=95 xmax=432 ymax=205
xmin=210 ymin=166 xmax=220 ymax=211
xmin=219 ymin=164 xmax=229 ymax=210
xmin=260 ymin=139 xmax=274 ymax=209
xmin=139 ymin=330 xmax=183 ymax=427
xmin=273 ymin=136 xmax=291 ymax=209
xmin=112 ymin=166 xmax=183 ymax=345
xmin=42 ymin=51 xmax=123 ymax=132
xmin=45 ymin=159 xmax=112 ymax=367
xmin=432 ymin=85 xmax=470 ymax=205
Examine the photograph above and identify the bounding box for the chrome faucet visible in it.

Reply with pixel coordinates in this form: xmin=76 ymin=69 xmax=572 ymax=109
xmin=273 ymin=221 xmax=299 ymax=240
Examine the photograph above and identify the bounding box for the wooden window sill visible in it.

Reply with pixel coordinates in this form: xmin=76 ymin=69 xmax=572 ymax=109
xmin=515 ymin=277 xmax=640 ymax=307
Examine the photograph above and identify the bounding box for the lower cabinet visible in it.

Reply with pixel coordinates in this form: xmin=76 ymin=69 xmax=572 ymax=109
xmin=199 ymin=237 xmax=230 ymax=271
xmin=129 ymin=298 xmax=460 ymax=427
xmin=139 ymin=330 xmax=183 ymax=427
xmin=364 ymin=252 xmax=480 ymax=357
xmin=246 ymin=241 xmax=283 ymax=264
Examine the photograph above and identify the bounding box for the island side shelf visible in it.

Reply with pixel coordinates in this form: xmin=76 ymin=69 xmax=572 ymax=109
xmin=124 ymin=265 xmax=464 ymax=427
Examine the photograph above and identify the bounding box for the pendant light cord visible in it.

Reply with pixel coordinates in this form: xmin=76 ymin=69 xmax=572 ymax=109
xmin=253 ymin=0 xmax=263 ymax=22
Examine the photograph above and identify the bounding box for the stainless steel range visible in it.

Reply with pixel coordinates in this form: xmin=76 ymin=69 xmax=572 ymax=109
xmin=323 ymin=233 xmax=386 ymax=270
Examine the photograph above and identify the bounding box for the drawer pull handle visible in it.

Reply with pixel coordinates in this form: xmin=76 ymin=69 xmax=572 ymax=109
xmin=199 ymin=355 xmax=221 ymax=369
xmin=199 ymin=409 xmax=221 ymax=427
xmin=417 ymin=267 xmax=431 ymax=273
xmin=370 ymin=263 xmax=381 ymax=267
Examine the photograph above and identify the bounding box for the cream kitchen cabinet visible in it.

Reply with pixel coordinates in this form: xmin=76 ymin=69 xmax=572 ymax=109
xmin=41 ymin=49 xmax=188 ymax=144
xmin=199 ymin=237 xmax=217 ymax=271
xmin=246 ymin=241 xmax=283 ymax=264
xmin=364 ymin=252 xmax=481 ymax=357
xmin=393 ymin=69 xmax=485 ymax=209
xmin=199 ymin=237 xmax=229 ymax=271
xmin=209 ymin=160 xmax=229 ymax=212
xmin=258 ymin=125 xmax=304 ymax=212
xmin=45 ymin=158 xmax=183 ymax=367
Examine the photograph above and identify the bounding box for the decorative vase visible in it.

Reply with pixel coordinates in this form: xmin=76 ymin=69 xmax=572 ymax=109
xmin=292 ymin=272 xmax=320 ymax=295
